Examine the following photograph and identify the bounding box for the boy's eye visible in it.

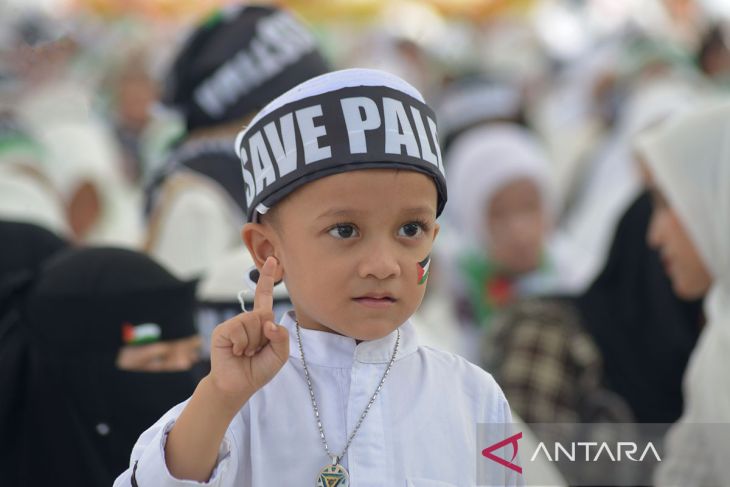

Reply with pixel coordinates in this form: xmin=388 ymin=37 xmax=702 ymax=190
xmin=398 ymin=222 xmax=425 ymax=238
xmin=328 ymin=224 xmax=360 ymax=239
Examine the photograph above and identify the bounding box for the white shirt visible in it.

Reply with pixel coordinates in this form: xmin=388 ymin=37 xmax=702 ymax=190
xmin=114 ymin=311 xmax=520 ymax=487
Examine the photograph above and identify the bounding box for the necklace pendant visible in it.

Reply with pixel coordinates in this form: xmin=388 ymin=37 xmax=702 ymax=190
xmin=316 ymin=462 xmax=349 ymax=487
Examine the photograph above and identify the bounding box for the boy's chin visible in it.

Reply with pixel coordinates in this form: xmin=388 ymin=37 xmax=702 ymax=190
xmin=332 ymin=316 xmax=405 ymax=342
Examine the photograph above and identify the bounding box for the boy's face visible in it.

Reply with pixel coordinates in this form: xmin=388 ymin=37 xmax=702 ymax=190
xmin=251 ymin=169 xmax=439 ymax=341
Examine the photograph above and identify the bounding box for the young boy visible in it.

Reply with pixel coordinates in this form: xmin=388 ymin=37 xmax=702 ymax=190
xmin=115 ymin=69 xmax=519 ymax=486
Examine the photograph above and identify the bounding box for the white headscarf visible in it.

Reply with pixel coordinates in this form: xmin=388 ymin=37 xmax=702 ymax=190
xmin=638 ymin=100 xmax=730 ymax=485
xmin=446 ymin=123 xmax=554 ymax=248
xmin=0 ymin=164 xmax=69 ymax=237
xmin=35 ymin=121 xmax=143 ymax=248
xmin=638 ymin=100 xmax=730 ymax=298
xmin=0 ymin=122 xmax=69 ymax=236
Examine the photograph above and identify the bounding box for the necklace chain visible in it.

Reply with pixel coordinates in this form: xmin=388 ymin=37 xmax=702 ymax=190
xmin=295 ymin=322 xmax=400 ymax=465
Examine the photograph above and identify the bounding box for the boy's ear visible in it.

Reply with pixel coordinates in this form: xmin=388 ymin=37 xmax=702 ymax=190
xmin=241 ymin=223 xmax=283 ymax=280
xmin=432 ymin=222 xmax=440 ymax=242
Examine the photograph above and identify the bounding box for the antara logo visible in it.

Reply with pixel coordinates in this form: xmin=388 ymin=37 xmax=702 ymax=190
xmin=482 ymin=432 xmax=523 ymax=474
xmin=481 ymin=431 xmax=662 ymax=474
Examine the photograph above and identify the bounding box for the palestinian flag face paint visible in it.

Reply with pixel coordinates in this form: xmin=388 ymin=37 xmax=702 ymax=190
xmin=122 ymin=322 xmax=162 ymax=345
xmin=417 ymin=255 xmax=431 ymax=285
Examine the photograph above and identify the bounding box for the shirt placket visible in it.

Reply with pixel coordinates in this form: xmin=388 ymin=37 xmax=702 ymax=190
xmin=345 ymin=359 xmax=388 ymax=486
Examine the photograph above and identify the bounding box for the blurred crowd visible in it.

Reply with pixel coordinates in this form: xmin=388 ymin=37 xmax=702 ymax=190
xmin=1 ymin=0 xmax=729 ymax=484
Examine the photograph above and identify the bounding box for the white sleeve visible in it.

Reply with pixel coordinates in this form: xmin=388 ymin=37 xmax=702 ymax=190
xmin=480 ymin=371 xmax=526 ymax=487
xmin=113 ymin=401 xmax=248 ymax=487
xmin=653 ymin=417 xmax=717 ymax=487
xmin=459 ymin=360 xmax=527 ymax=487
xmin=498 ymin=388 xmax=526 ymax=487
xmin=148 ymin=187 xmax=237 ymax=280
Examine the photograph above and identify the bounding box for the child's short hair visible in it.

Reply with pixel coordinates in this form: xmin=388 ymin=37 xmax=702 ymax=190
xmin=234 ymin=68 xmax=448 ymax=223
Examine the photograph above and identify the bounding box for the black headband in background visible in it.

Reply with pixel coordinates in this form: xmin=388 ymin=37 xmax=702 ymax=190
xmin=162 ymin=6 xmax=329 ymax=132
xmin=235 ymin=85 xmax=447 ymax=222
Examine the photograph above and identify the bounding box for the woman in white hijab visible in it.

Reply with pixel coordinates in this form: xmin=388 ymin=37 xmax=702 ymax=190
xmin=637 ymin=100 xmax=730 ymax=486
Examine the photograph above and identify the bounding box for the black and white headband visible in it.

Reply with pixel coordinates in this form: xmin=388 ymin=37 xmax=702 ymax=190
xmin=234 ymin=69 xmax=448 ymax=222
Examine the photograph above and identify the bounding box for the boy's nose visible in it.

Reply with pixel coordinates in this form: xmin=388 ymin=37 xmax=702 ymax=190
xmin=357 ymin=243 xmax=401 ymax=280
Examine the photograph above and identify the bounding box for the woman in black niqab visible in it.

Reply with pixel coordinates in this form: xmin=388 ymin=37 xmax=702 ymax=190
xmin=575 ymin=191 xmax=704 ymax=422
xmin=0 ymin=247 xmax=200 ymax=485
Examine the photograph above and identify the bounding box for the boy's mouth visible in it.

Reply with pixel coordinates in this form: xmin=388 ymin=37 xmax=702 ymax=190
xmin=353 ymin=293 xmax=396 ymax=308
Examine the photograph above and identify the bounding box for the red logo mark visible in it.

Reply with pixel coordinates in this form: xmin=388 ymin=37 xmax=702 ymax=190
xmin=482 ymin=431 xmax=523 ymax=474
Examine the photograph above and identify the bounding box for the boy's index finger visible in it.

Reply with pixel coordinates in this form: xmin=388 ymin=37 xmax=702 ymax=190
xmin=253 ymin=256 xmax=277 ymax=313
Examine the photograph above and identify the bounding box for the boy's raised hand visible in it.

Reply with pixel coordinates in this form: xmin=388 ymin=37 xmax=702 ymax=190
xmin=209 ymin=256 xmax=289 ymax=406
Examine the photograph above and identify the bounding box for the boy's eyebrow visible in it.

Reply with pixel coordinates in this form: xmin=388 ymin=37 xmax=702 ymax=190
xmin=400 ymin=205 xmax=436 ymax=216
xmin=315 ymin=205 xmax=436 ymax=220
xmin=315 ymin=208 xmax=364 ymax=220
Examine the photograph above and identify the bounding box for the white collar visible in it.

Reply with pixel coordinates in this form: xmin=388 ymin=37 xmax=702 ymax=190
xmin=281 ymin=310 xmax=419 ymax=367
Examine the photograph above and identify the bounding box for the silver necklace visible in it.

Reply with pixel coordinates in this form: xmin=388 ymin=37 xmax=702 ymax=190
xmin=295 ymin=322 xmax=400 ymax=487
